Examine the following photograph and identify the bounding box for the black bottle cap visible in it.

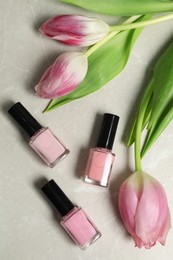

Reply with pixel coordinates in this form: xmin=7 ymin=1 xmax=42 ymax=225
xmin=97 ymin=113 xmax=119 ymax=150
xmin=8 ymin=102 xmax=42 ymax=137
xmin=41 ymin=179 xmax=74 ymax=216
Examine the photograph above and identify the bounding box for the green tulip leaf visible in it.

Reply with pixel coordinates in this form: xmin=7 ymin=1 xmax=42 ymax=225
xmin=61 ymin=0 xmax=173 ymax=16
xmin=147 ymin=42 xmax=173 ymax=131
xmin=141 ymin=106 xmax=173 ymax=157
xmin=127 ymin=42 xmax=173 ymax=157
xmin=126 ymin=91 xmax=153 ymax=147
xmin=45 ymin=15 xmax=151 ymax=112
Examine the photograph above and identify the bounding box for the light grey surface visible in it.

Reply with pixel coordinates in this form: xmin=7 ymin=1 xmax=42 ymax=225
xmin=0 ymin=1 xmax=173 ymax=259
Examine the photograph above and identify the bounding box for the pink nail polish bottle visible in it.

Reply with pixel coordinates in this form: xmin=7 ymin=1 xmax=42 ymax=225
xmin=8 ymin=102 xmax=69 ymax=167
xmin=84 ymin=113 xmax=119 ymax=187
xmin=41 ymin=179 xmax=101 ymax=249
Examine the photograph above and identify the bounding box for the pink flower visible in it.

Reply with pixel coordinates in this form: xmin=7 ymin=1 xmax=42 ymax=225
xmin=118 ymin=171 xmax=171 ymax=249
xmin=35 ymin=52 xmax=88 ymax=99
xmin=39 ymin=15 xmax=109 ymax=46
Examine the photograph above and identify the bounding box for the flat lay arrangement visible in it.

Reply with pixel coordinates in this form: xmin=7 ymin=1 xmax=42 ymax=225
xmin=1 ymin=0 xmax=173 ymax=260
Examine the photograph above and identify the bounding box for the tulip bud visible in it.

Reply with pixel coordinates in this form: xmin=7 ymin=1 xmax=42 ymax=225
xmin=118 ymin=171 xmax=171 ymax=249
xmin=35 ymin=52 xmax=88 ymax=99
xmin=39 ymin=15 xmax=109 ymax=47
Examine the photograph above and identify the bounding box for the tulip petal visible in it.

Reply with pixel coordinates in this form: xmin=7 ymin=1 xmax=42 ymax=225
xmin=35 ymin=52 xmax=88 ymax=99
xmin=158 ymin=208 xmax=171 ymax=245
xmin=40 ymin=15 xmax=109 ymax=47
xmin=118 ymin=171 xmax=171 ymax=249
xmin=118 ymin=173 xmax=140 ymax=236
xmin=135 ymin=175 xmax=160 ymax=243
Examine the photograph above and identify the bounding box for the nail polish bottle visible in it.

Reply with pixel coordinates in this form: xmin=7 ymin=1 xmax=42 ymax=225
xmin=41 ymin=179 xmax=101 ymax=249
xmin=84 ymin=113 xmax=119 ymax=187
xmin=8 ymin=102 xmax=69 ymax=167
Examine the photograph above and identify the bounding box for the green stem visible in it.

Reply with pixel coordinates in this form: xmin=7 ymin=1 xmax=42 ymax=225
xmin=110 ymin=13 xmax=173 ymax=32
xmin=84 ymin=15 xmax=141 ymax=58
xmin=135 ymin=117 xmax=142 ymax=172
xmin=134 ymin=79 xmax=154 ymax=172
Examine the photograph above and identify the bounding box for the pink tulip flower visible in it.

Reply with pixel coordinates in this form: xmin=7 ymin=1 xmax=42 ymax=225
xmin=118 ymin=171 xmax=171 ymax=249
xmin=39 ymin=15 xmax=109 ymax=46
xmin=35 ymin=52 xmax=88 ymax=99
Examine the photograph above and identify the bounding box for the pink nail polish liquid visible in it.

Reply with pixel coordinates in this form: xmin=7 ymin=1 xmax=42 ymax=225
xmin=8 ymin=102 xmax=69 ymax=167
xmin=84 ymin=113 xmax=119 ymax=187
xmin=41 ymin=180 xmax=101 ymax=249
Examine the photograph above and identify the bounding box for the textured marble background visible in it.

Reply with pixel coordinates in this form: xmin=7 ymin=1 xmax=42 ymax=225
xmin=0 ymin=1 xmax=173 ymax=259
